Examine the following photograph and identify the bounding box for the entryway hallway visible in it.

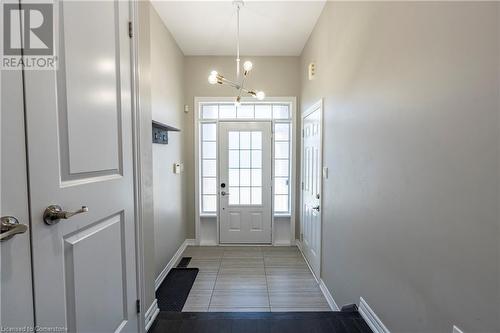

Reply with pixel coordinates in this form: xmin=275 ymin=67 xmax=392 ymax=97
xmin=180 ymin=246 xmax=330 ymax=312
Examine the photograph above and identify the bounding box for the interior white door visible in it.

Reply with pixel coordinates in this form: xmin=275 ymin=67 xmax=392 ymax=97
xmin=22 ymin=1 xmax=138 ymax=332
xmin=219 ymin=122 xmax=272 ymax=243
xmin=301 ymin=103 xmax=323 ymax=278
xmin=1 ymin=34 xmax=34 ymax=328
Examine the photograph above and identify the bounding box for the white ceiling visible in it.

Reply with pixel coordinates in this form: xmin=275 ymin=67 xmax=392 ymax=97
xmin=151 ymin=1 xmax=326 ymax=56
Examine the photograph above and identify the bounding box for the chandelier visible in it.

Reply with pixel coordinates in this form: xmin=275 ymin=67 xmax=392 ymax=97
xmin=208 ymin=0 xmax=265 ymax=106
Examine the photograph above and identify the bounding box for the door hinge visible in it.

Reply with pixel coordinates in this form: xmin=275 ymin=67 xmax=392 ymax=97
xmin=302 ymin=129 xmax=304 ymax=137
xmin=136 ymin=299 xmax=140 ymax=314
xmin=300 ymin=233 xmax=304 ymax=241
xmin=128 ymin=21 xmax=133 ymax=38
xmin=301 ymin=182 xmax=304 ymax=190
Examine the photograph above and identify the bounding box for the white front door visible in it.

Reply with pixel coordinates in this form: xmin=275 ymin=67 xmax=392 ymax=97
xmin=219 ymin=122 xmax=272 ymax=243
xmin=301 ymin=102 xmax=323 ymax=278
xmin=23 ymin=1 xmax=138 ymax=332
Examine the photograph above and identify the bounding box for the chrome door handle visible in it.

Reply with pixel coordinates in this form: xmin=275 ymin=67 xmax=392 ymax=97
xmin=1 ymin=216 xmax=28 ymax=241
xmin=312 ymin=205 xmax=320 ymax=212
xmin=43 ymin=205 xmax=88 ymax=225
xmin=221 ymin=191 xmax=230 ymax=196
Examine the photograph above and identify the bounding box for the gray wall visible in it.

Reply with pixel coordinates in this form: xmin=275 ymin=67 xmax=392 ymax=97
xmin=150 ymin=5 xmax=187 ymax=279
xmin=300 ymin=2 xmax=499 ymax=332
xmin=183 ymin=56 xmax=300 ymax=238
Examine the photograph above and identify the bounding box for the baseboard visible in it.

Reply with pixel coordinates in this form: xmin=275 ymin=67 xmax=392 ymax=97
xmin=144 ymin=299 xmax=160 ymax=332
xmin=358 ymin=297 xmax=391 ymax=333
xmin=319 ymin=279 xmax=340 ymax=311
xmin=155 ymin=239 xmax=195 ymax=290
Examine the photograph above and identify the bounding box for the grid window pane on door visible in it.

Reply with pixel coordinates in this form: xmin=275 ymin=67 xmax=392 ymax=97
xmin=228 ymin=131 xmax=263 ymax=205
xmin=202 ymin=122 xmax=217 ymax=213
xmin=274 ymin=122 xmax=291 ymax=213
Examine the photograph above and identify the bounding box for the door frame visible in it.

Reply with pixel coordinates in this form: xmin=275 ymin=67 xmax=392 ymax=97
xmin=299 ymin=98 xmax=324 ymax=279
xmin=194 ymin=96 xmax=297 ymax=246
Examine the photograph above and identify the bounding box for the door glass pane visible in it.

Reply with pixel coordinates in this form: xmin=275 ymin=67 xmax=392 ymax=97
xmin=229 ymin=169 xmax=239 ymax=187
xmin=240 ymin=169 xmax=251 ymax=186
xmin=275 ymin=159 xmax=289 ymax=177
xmin=251 ymin=150 xmax=261 ymax=168
xmin=251 ymin=132 xmax=262 ymax=149
xmin=228 ymin=132 xmax=239 ymax=149
xmin=251 ymin=169 xmax=262 ymax=186
xmin=273 ymin=105 xmax=289 ymax=119
xmin=274 ymin=123 xmax=289 ymax=141
xmin=202 ymin=123 xmax=217 ymax=141
xmin=203 ymin=159 xmax=216 ymax=177
xmin=237 ymin=105 xmax=254 ymax=119
xmin=203 ymin=178 xmax=217 ymax=194
xmin=255 ymin=105 xmax=271 ymax=119
xmin=251 ymin=187 xmax=262 ymax=205
xmin=240 ymin=150 xmax=251 ymax=168
xmin=229 ymin=150 xmax=239 ymax=168
xmin=203 ymin=142 xmax=216 ymax=159
xmin=275 ymin=142 xmax=289 ymax=159
xmin=219 ymin=104 xmax=236 ymax=118
xmin=240 ymin=132 xmax=251 ymax=149
xmin=202 ymin=105 xmax=218 ymax=119
xmin=240 ymin=187 xmax=251 ymax=204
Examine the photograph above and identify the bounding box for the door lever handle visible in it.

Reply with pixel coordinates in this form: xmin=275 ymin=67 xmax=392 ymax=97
xmin=312 ymin=205 xmax=320 ymax=212
xmin=1 ymin=216 xmax=28 ymax=241
xmin=43 ymin=205 xmax=88 ymax=225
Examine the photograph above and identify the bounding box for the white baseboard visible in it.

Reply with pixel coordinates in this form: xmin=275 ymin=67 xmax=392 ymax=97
xmin=155 ymin=239 xmax=196 ymax=290
xmin=319 ymin=279 xmax=340 ymax=311
xmin=144 ymin=299 xmax=160 ymax=332
xmin=359 ymin=297 xmax=391 ymax=333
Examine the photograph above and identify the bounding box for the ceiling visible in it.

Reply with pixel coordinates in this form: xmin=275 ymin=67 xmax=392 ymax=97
xmin=151 ymin=1 xmax=326 ymax=56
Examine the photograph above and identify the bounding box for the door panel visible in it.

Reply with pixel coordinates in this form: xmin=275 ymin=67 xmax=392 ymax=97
xmin=301 ymin=105 xmax=322 ymax=278
xmin=23 ymin=1 xmax=138 ymax=332
xmin=1 ymin=42 xmax=34 ymax=329
xmin=219 ymin=122 xmax=272 ymax=243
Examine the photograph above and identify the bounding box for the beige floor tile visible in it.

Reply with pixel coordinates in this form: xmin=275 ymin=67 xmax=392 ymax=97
xmin=210 ymin=290 xmax=269 ymax=308
xmin=266 ymin=276 xmax=320 ymax=292
xmin=269 ymin=290 xmax=330 ymax=308
xmin=191 ymin=273 xmax=217 ymax=290
xmin=187 ymin=259 xmax=221 ymax=273
xmin=220 ymin=257 xmax=265 ymax=268
xmin=265 ymin=266 xmax=313 ymax=277
xmin=182 ymin=305 xmax=209 ymax=312
xmin=208 ymin=307 xmax=270 ymax=312
xmin=215 ymin=275 xmax=267 ymax=291
xmin=183 ymin=289 xmax=213 ymax=310
xmin=271 ymin=307 xmax=331 ymax=312
xmin=218 ymin=266 xmax=266 ymax=276
xmin=264 ymin=257 xmax=308 ymax=267
xmin=183 ymin=246 xmax=224 ymax=259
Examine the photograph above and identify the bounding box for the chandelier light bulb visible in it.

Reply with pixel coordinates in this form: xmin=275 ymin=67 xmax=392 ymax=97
xmin=235 ymin=96 xmax=242 ymax=107
xmin=208 ymin=71 xmax=218 ymax=85
xmin=256 ymin=91 xmax=265 ymax=100
xmin=243 ymin=61 xmax=253 ymax=72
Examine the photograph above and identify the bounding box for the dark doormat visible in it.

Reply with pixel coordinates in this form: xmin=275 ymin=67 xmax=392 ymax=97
xmin=156 ymin=268 xmax=199 ymax=312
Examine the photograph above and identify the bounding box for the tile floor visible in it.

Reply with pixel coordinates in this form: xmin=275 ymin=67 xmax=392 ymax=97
xmin=181 ymin=246 xmax=331 ymax=312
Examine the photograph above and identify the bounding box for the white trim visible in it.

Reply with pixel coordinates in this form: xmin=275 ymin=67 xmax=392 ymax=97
xmin=319 ymin=280 xmax=340 ymax=311
xmin=296 ymin=240 xmax=318 ymax=283
xmin=453 ymin=326 xmax=465 ymax=333
xmin=359 ymin=297 xmax=391 ymax=333
xmin=194 ymin=97 xmax=297 ymax=246
xmin=154 ymin=239 xmax=196 ymax=290
xmin=144 ymin=299 xmax=160 ymax=332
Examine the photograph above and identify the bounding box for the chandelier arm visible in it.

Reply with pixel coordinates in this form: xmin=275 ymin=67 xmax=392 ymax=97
xmin=236 ymin=2 xmax=241 ymax=80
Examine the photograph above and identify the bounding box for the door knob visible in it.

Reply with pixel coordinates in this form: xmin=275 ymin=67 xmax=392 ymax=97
xmin=312 ymin=205 xmax=320 ymax=212
xmin=43 ymin=205 xmax=88 ymax=225
xmin=0 ymin=216 xmax=28 ymax=241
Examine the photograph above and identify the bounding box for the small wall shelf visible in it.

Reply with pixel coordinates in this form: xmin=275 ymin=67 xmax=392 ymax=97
xmin=152 ymin=120 xmax=180 ymax=144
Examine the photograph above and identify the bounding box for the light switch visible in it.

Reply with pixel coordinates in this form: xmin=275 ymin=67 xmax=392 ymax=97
xmin=322 ymin=167 xmax=328 ymax=179
xmin=173 ymin=163 xmax=183 ymax=174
